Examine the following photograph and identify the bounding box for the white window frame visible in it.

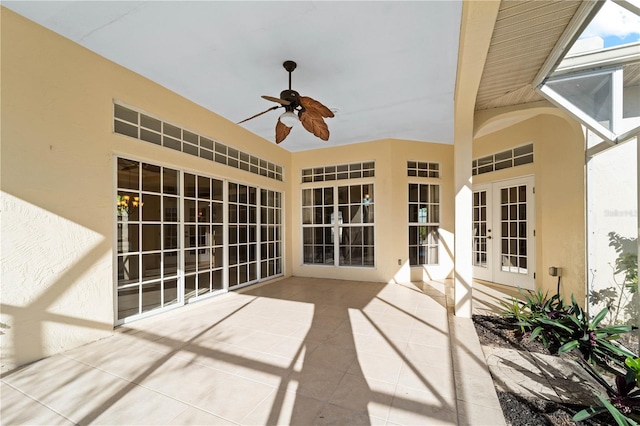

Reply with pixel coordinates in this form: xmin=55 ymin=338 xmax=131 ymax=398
xmin=408 ymin=182 xmax=441 ymax=266
xmin=301 ymin=183 xmax=376 ymax=268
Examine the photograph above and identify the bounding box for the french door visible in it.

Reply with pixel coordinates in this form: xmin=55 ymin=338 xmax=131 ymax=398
xmin=116 ymin=157 xmax=283 ymax=324
xmin=473 ymin=176 xmax=535 ymax=289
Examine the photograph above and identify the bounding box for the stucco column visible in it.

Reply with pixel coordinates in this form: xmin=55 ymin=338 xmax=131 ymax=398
xmin=453 ymin=1 xmax=500 ymax=317
xmin=453 ymin=132 xmax=473 ymax=317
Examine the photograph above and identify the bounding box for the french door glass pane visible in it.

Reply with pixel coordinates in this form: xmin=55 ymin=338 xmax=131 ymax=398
xmin=118 ymin=158 xmax=139 ymax=190
xmin=118 ymin=157 xmax=283 ymax=321
xmin=118 ymin=286 xmax=139 ymax=318
xmin=117 ymin=224 xmax=139 ymax=253
xmin=142 ymin=164 xmax=161 ymax=193
xmin=141 ymin=282 xmax=162 ymax=313
xmin=500 ymin=184 xmax=528 ymax=274
xmin=165 ymin=279 xmax=178 ymax=306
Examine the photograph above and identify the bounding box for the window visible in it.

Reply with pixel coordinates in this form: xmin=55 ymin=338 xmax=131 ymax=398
xmin=114 ymin=103 xmax=284 ymax=181
xmin=260 ymin=189 xmax=283 ymax=278
xmin=228 ymin=182 xmax=258 ymax=287
xmin=117 ymin=159 xmax=180 ymax=319
xmin=472 ymin=144 xmax=533 ymax=176
xmin=408 ymin=183 xmax=440 ymax=265
xmin=500 ymin=185 xmax=529 ymax=274
xmin=302 ymin=187 xmax=334 ymax=265
xmin=407 ymin=161 xmax=440 ymax=178
xmin=338 ymin=184 xmax=375 ymax=266
xmin=184 ymin=174 xmax=224 ymax=299
xmin=301 ymin=161 xmax=375 ymax=183
xmin=116 ymin=157 xmax=283 ymax=322
xmin=302 ymin=184 xmax=375 ymax=267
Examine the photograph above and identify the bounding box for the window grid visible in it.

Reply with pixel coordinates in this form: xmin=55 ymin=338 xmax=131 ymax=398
xmin=117 ymin=159 xmax=180 ymax=319
xmin=338 ymin=184 xmax=375 ymax=267
xmin=301 ymin=162 xmax=375 ymax=183
xmin=183 ymin=174 xmax=224 ymax=300
xmin=500 ymin=185 xmax=528 ymax=274
xmin=407 ymin=161 xmax=440 ymax=178
xmin=260 ymin=189 xmax=283 ymax=278
xmin=408 ymin=183 xmax=440 ymax=266
xmin=116 ymin=157 xmax=283 ymax=323
xmin=472 ymin=144 xmax=534 ymax=176
xmin=228 ymin=182 xmax=258 ymax=287
xmin=114 ymin=103 xmax=284 ymax=181
xmin=302 ymin=185 xmax=375 ymax=267
xmin=472 ymin=190 xmax=488 ymax=268
xmin=302 ymin=187 xmax=335 ymax=265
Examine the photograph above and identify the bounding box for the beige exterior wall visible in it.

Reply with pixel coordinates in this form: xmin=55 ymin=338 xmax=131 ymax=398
xmin=290 ymin=139 xmax=455 ymax=284
xmin=473 ymin=112 xmax=587 ymax=303
xmin=0 ymin=9 xmax=291 ymax=371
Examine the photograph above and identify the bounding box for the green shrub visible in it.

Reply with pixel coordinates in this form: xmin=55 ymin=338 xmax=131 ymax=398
xmin=574 ymin=357 xmax=640 ymax=425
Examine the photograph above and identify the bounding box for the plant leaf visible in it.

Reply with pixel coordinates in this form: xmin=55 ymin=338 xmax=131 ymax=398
xmin=558 ymin=340 xmax=580 ymax=353
xmin=596 ymin=394 xmax=638 ymax=426
xmin=599 ymin=325 xmax=633 ymax=334
xmin=529 ymin=326 xmax=544 ymax=341
xmin=600 ymin=339 xmax=637 ymax=358
xmin=592 ymin=307 xmax=609 ymax=328
xmin=573 ymin=406 xmax=607 ymax=421
xmin=537 ymin=317 xmax=574 ymax=332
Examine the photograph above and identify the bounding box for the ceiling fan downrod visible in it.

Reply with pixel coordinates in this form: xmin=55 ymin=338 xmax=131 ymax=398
xmin=283 ymin=60 xmax=296 ymax=90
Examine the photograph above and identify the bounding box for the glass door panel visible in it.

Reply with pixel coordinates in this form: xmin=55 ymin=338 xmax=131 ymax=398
xmin=493 ymin=177 xmax=535 ymax=289
xmin=472 ymin=177 xmax=534 ymax=289
xmin=472 ymin=185 xmax=492 ymax=281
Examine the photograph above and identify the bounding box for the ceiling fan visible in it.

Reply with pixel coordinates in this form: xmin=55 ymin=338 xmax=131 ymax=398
xmin=238 ymin=60 xmax=334 ymax=144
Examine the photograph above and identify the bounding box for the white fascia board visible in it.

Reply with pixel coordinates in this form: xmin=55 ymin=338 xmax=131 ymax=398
xmin=532 ymin=0 xmax=603 ymax=88
xmin=537 ymin=83 xmax=617 ymax=143
xmin=554 ymin=43 xmax=640 ymax=76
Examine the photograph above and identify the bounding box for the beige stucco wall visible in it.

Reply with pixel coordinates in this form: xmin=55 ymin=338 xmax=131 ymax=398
xmin=473 ymin=112 xmax=587 ymax=303
xmin=0 ymin=8 xmax=291 ymax=372
xmin=290 ymin=139 xmax=455 ymax=284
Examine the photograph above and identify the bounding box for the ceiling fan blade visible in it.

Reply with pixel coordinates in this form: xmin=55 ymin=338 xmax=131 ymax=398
xmin=299 ymin=96 xmax=334 ymax=118
xmin=261 ymin=95 xmax=291 ymax=106
xmin=237 ymin=105 xmax=281 ymax=124
xmin=275 ymin=119 xmax=292 ymax=144
xmin=299 ymin=110 xmax=330 ymax=141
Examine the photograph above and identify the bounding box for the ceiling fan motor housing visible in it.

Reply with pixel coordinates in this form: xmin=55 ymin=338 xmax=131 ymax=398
xmin=280 ymin=89 xmax=300 ymax=107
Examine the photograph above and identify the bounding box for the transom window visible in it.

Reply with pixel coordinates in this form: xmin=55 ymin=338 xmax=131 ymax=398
xmin=472 ymin=144 xmax=533 ymax=176
xmin=301 ymin=162 xmax=375 ymax=183
xmin=114 ymin=103 xmax=284 ymax=181
xmin=407 ymin=161 xmax=440 ymax=178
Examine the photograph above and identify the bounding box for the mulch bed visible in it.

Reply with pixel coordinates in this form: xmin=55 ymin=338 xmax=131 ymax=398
xmin=472 ymin=313 xmax=639 ymax=426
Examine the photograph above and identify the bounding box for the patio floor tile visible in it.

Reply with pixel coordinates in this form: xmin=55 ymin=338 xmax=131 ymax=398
xmin=1 ymin=277 xmax=506 ymax=425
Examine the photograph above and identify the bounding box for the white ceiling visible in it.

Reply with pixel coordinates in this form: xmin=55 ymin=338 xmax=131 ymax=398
xmin=4 ymin=1 xmax=462 ymax=152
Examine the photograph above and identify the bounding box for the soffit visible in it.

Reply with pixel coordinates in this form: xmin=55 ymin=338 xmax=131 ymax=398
xmin=476 ymin=0 xmax=583 ymax=111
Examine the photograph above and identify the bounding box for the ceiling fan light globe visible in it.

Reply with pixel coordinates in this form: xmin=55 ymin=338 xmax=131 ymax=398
xmin=279 ymin=111 xmax=299 ymax=128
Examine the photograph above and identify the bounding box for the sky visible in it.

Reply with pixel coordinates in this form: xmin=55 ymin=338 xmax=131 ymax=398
xmin=578 ymin=0 xmax=640 ymax=48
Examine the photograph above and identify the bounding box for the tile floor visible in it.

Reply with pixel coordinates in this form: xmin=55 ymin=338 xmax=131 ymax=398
xmin=1 ymin=277 xmax=505 ymax=425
